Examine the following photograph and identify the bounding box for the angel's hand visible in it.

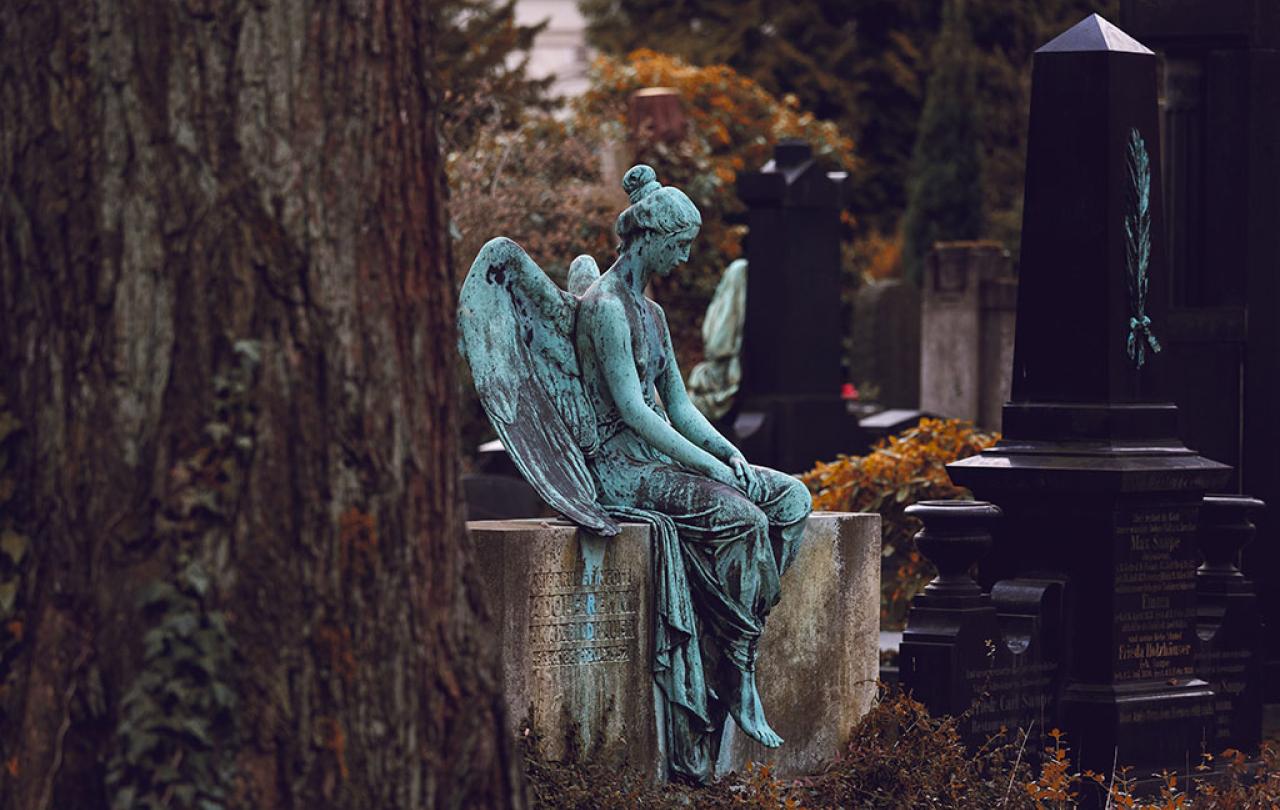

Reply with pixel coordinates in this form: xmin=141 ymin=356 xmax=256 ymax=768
xmin=703 ymin=460 xmax=743 ymax=492
xmin=729 ymin=454 xmax=765 ymax=502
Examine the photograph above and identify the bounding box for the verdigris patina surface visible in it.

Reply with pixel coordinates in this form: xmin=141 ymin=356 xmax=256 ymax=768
xmin=458 ymin=165 xmax=812 ymax=782
xmin=687 ymin=257 xmax=747 ymax=420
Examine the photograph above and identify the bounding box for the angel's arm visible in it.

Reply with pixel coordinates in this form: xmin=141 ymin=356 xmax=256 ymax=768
xmin=585 ymin=298 xmax=736 ymax=483
xmin=653 ymin=304 xmax=739 ymax=462
xmin=655 ymin=304 xmax=766 ymax=498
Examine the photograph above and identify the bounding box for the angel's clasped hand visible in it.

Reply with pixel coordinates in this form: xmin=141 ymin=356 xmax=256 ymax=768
xmin=729 ymin=453 xmax=766 ymax=501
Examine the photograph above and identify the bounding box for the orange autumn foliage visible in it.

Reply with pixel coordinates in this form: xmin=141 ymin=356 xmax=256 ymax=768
xmin=575 ymin=50 xmax=860 ymax=366
xmin=801 ymin=418 xmax=999 ymax=627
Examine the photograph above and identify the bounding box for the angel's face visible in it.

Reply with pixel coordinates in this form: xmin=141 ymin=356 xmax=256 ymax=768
xmin=649 ymin=226 xmax=699 ymax=277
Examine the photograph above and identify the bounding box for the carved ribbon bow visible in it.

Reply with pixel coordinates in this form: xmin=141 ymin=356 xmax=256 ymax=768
xmin=1127 ymin=315 xmax=1161 ymax=370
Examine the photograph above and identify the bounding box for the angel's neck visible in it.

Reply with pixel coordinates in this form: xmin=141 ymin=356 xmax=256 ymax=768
xmin=611 ymin=252 xmax=653 ymax=295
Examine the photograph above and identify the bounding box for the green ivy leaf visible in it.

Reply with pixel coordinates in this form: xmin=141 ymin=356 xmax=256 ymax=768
xmin=0 ymin=413 xmax=21 ymax=443
xmin=232 ymin=339 xmax=261 ymax=366
xmin=0 ymin=529 xmax=27 ymax=565
xmin=0 ymin=580 xmax=17 ymax=615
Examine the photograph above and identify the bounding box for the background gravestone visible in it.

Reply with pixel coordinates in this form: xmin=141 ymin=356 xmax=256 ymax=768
xmin=947 ymin=15 xmax=1231 ymax=780
xmin=1196 ymin=495 xmax=1266 ymax=752
xmin=918 ymin=241 xmax=1016 ymax=430
xmin=733 ymin=140 xmax=861 ymax=472
xmin=848 ymin=278 xmax=921 ymax=410
xmin=1121 ymin=0 xmax=1280 ymax=717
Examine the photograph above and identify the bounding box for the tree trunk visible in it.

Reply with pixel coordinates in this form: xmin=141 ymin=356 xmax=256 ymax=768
xmin=0 ymin=1 xmax=521 ymax=807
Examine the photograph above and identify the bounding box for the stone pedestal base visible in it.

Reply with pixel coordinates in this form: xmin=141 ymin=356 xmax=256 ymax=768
xmin=717 ymin=512 xmax=880 ymax=778
xmin=470 ymin=520 xmax=661 ymax=775
xmin=468 ymin=511 xmax=880 ymax=781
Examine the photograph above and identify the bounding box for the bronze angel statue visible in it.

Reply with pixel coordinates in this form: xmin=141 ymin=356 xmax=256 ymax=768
xmin=458 ymin=164 xmax=812 ymax=782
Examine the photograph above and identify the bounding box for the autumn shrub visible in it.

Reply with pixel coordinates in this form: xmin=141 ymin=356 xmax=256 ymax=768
xmin=448 ymin=115 xmax=619 ymax=288
xmin=575 ymin=49 xmax=861 ymax=363
xmin=524 ymin=689 xmax=1280 ymax=809
xmin=853 ymin=229 xmax=905 ymax=283
xmin=446 ymin=105 xmax=623 ymax=464
xmin=800 ymin=418 xmax=1000 ymax=628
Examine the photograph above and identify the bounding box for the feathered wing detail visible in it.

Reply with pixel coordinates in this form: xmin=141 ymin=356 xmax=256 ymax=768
xmin=567 ymin=254 xmax=602 ymax=297
xmin=458 ymin=238 xmax=618 ymax=535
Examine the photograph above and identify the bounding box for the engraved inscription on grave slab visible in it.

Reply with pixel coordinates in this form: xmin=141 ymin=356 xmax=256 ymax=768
xmin=1113 ymin=504 xmax=1200 ymax=683
xmin=966 ymin=661 xmax=1057 ymax=743
xmin=528 ymin=558 xmax=640 ymax=669
xmin=1198 ymin=649 xmax=1251 ymax=745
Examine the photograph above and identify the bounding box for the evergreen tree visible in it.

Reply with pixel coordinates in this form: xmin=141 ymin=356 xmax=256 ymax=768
xmin=901 ymin=0 xmax=985 ymax=285
xmin=581 ymin=0 xmax=932 ymax=232
xmin=581 ymin=0 xmax=1118 ymax=245
xmin=437 ymin=0 xmax=553 ymax=151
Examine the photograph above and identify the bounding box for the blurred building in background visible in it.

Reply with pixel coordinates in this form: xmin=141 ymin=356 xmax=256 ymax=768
xmin=515 ymin=0 xmax=592 ymax=98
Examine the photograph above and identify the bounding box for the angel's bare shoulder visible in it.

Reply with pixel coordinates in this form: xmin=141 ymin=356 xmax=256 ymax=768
xmin=577 ymin=284 xmax=625 ymax=324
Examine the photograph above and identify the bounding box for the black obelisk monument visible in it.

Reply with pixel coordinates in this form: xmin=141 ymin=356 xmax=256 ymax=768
xmin=948 ymin=15 xmax=1231 ymax=775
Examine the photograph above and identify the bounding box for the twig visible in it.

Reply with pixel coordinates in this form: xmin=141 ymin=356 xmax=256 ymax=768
xmin=1002 ymin=722 xmax=1033 ymax=806
xmin=1104 ymin=745 xmax=1118 ymax=810
xmin=489 ymin=129 xmax=519 ymax=197
xmin=38 ymin=647 xmax=92 ymax=810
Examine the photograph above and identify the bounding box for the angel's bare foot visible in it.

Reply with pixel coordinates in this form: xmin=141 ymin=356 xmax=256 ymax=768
xmin=725 ymin=666 xmax=783 ymax=748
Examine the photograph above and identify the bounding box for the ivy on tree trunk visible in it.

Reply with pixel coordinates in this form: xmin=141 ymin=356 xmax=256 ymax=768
xmin=0 ymin=1 xmax=520 ymax=808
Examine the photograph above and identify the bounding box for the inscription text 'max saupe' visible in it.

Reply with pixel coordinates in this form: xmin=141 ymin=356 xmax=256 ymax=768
xmin=1113 ymin=504 xmax=1199 ymax=683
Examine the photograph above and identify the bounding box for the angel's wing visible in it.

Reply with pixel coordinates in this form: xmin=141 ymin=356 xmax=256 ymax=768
xmin=458 ymin=238 xmax=619 ymax=536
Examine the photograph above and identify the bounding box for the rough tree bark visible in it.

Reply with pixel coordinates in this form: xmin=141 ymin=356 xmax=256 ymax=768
xmin=0 ymin=1 xmax=521 ymax=808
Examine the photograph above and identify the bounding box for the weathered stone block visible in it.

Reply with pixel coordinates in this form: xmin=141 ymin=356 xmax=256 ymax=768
xmin=468 ymin=512 xmax=880 ymax=781
xmin=919 ymin=241 xmax=1015 ymax=430
xmin=717 ymin=512 xmax=881 ymax=778
xmin=470 ymin=520 xmax=661 ymax=775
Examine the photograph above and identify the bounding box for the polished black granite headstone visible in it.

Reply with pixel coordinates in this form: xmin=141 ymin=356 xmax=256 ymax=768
xmin=733 ymin=141 xmax=861 ymax=472
xmin=1196 ymin=495 xmax=1266 ymax=752
xmin=1122 ymin=0 xmax=1280 ymax=712
xmin=901 ymin=502 xmax=1062 ymax=756
xmin=947 ymin=15 xmax=1231 ymax=778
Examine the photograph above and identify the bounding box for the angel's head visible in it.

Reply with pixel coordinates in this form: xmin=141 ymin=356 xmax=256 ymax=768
xmin=615 ymin=165 xmax=702 ymax=276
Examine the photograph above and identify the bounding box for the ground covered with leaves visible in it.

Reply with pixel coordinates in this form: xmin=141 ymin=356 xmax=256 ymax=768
xmin=525 ymin=689 xmax=1280 ymax=809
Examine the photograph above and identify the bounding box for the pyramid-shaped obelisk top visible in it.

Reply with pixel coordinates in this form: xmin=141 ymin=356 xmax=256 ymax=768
xmin=1037 ymin=13 xmax=1153 ymax=54
xmin=1004 ymin=15 xmax=1170 ymax=430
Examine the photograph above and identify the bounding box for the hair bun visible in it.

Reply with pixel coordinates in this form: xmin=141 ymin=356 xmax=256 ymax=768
xmin=622 ymin=164 xmax=661 ymax=204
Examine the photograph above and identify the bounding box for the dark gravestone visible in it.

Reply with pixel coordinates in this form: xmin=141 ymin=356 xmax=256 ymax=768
xmin=900 ymin=502 xmax=1062 ymax=754
xmin=1196 ymin=494 xmax=1266 ymax=752
xmin=947 ymin=15 xmax=1231 ymax=778
xmin=734 ymin=140 xmax=861 ymax=472
xmin=462 ymin=474 xmax=547 ymax=522
xmin=848 ymin=278 xmax=921 ymax=409
xmin=465 ymin=440 xmax=550 ymax=521
xmin=1121 ymin=0 xmax=1280 ymax=709
xmin=858 ymin=408 xmax=932 ymax=446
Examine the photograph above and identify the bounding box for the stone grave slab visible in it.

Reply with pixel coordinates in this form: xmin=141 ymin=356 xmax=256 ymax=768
xmin=469 ymin=512 xmax=880 ymax=782
xmin=717 ymin=511 xmax=880 ymax=778
xmin=470 ymin=520 xmax=661 ymax=775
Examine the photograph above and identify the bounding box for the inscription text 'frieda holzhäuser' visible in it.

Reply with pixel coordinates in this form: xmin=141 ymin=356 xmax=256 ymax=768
xmin=529 ymin=565 xmax=639 ymax=669
xmin=1113 ymin=504 xmax=1200 ymax=683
